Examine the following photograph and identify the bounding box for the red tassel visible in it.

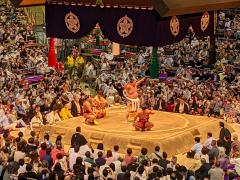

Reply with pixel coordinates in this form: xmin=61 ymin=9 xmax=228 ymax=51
xmin=48 ymin=38 xmax=57 ymax=67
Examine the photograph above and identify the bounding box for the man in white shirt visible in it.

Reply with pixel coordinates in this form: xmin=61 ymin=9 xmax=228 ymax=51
xmin=106 ymin=84 xmax=117 ymax=97
xmin=106 ymin=84 xmax=118 ymax=106
xmin=79 ymin=143 xmax=92 ymax=158
xmin=122 ymin=69 xmax=129 ymax=81
xmin=191 ymin=37 xmax=199 ymax=48
xmin=225 ymin=18 xmax=231 ymax=29
xmin=45 ymin=105 xmax=61 ymax=125
xmin=187 ymin=137 xmax=203 ymax=159
xmin=112 ymin=145 xmax=121 ymax=161
xmin=14 ymin=145 xmax=26 ymax=162
xmin=0 ymin=109 xmax=10 ymax=130
xmin=30 ymin=107 xmax=43 ymax=130
xmin=68 ymin=146 xmax=81 ymax=171
xmin=17 ymin=159 xmax=26 ymax=175
xmin=175 ymin=65 xmax=184 ymax=77
xmin=203 ymin=132 xmax=214 ymax=150
xmin=183 ymin=88 xmax=191 ymax=101
xmin=137 ymin=51 xmax=145 ymax=65
xmin=85 ymin=62 xmax=94 ymax=78
xmin=150 ymin=146 xmax=162 ymax=161
xmin=167 ymin=156 xmax=178 ymax=171
xmin=164 ymin=57 xmax=174 ymax=67
xmin=199 ymin=49 xmax=208 ymax=60
xmin=101 ymin=60 xmax=109 ymax=71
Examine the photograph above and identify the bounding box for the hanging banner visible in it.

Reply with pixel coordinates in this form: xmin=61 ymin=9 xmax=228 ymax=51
xmin=97 ymin=7 xmax=159 ymax=46
xmin=46 ymin=4 xmax=214 ymax=46
xmin=156 ymin=11 xmax=214 ymax=46
xmin=46 ymin=4 xmax=100 ymax=39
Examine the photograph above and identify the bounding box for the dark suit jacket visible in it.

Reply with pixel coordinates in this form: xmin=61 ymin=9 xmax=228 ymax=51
xmin=154 ymin=99 xmax=166 ymax=111
xmin=159 ymin=159 xmax=170 ymax=174
xmin=195 ymin=163 xmax=211 ymax=179
xmin=175 ymin=103 xmax=189 ymax=114
xmin=71 ymin=101 xmax=81 ymax=117
xmin=219 ymin=127 xmax=231 ymax=140
xmin=219 ymin=127 xmax=231 ymax=147
xmin=71 ymin=133 xmax=87 ymax=147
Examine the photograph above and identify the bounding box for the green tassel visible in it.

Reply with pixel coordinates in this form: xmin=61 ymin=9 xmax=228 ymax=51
xmin=150 ymin=47 xmax=159 ymax=79
xmin=96 ymin=0 xmax=103 ymax=5
xmin=96 ymin=34 xmax=100 ymax=46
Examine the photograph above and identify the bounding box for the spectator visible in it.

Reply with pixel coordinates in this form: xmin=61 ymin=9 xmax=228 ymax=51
xmin=138 ymin=148 xmax=149 ymax=164
xmin=124 ymin=148 xmax=134 ymax=166
xmin=19 ymin=163 xmax=37 ymax=179
xmin=231 ymin=134 xmax=240 ymax=155
xmin=93 ymin=143 xmax=104 ymax=160
xmin=95 ymin=151 xmax=106 ymax=167
xmin=60 ymin=102 xmax=73 ymax=121
xmin=51 ymin=142 xmax=66 ymax=164
xmin=45 ymin=104 xmax=61 ymax=124
xmin=17 ymin=159 xmax=26 ymax=175
xmin=68 ymin=145 xmax=80 ymax=171
xmin=167 ymin=156 xmax=178 ymax=171
xmin=195 ymin=158 xmax=211 ymax=180
xmin=159 ymin=152 xmax=170 ymax=175
xmin=203 ymin=132 xmax=214 ymax=151
xmin=208 ymin=140 xmax=220 ymax=164
xmin=70 ymin=126 xmax=87 ymax=148
xmin=208 ymin=161 xmax=224 ymax=180
xmin=43 ymin=133 xmax=53 ymax=148
xmin=150 ymin=145 xmax=162 ymax=161
xmin=187 ymin=137 xmax=203 ymax=159
xmin=105 ymin=150 xmax=115 ymax=165
xmin=43 ymin=148 xmax=52 ymax=166
xmin=219 ymin=122 xmax=231 ymax=147
xmin=13 ymin=143 xmax=25 ymax=162
xmin=112 ymin=145 xmax=121 ymax=161
xmin=84 ymin=151 xmax=94 ymax=167
xmin=218 ymin=148 xmax=228 ymax=170
xmin=39 ymin=143 xmax=47 ymax=161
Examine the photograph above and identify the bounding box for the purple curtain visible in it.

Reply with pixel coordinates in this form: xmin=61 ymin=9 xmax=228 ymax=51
xmin=46 ymin=4 xmax=214 ymax=46
xmin=98 ymin=8 xmax=159 ymax=46
xmin=46 ymin=4 xmax=99 ymax=39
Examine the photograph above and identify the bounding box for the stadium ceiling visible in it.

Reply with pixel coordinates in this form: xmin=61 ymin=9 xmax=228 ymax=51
xmin=11 ymin=0 xmax=240 ymax=17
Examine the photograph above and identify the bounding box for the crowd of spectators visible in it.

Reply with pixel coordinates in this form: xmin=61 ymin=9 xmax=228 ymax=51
xmin=185 ymin=122 xmax=240 ymax=180
xmin=0 ymin=123 xmax=240 ymax=179
xmin=218 ymin=9 xmax=240 ymax=40
xmin=87 ymin=40 xmax=240 ymax=122
xmin=216 ymin=9 xmax=240 ymax=78
xmin=0 ymin=2 xmax=239 ymax=132
xmin=0 ymin=126 xmax=200 ymax=180
xmin=0 ymin=4 xmax=91 ymax=131
xmin=0 ymin=1 xmax=240 ymax=179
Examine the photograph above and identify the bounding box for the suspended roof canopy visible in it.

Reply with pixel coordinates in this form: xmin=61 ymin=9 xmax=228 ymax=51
xmin=11 ymin=0 xmax=240 ymax=17
xmin=11 ymin=0 xmax=46 ymax=7
xmin=155 ymin=0 xmax=240 ymax=17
